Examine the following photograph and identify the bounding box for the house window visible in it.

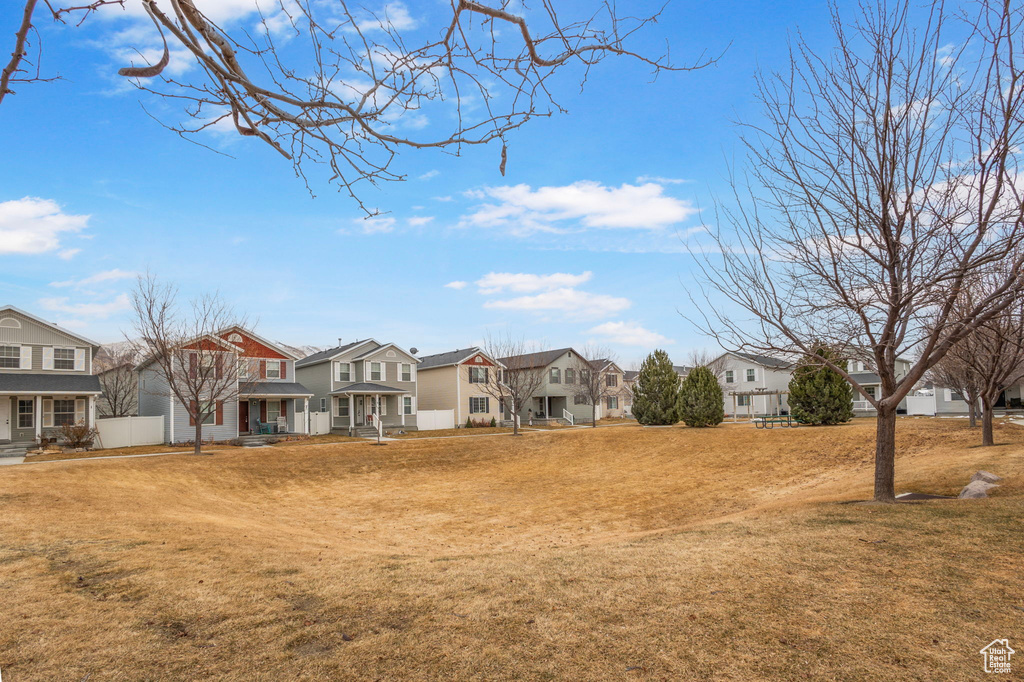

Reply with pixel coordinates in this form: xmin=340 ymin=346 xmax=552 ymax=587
xmin=403 ymin=397 xmax=413 ymax=415
xmin=267 ymin=399 xmax=281 ymax=422
xmin=400 ymin=363 xmax=413 ymax=382
xmin=564 ymin=368 xmax=575 ymax=384
xmin=266 ymin=361 xmax=281 ymax=379
xmin=550 ymin=368 xmax=561 ymax=384
xmin=337 ymin=397 xmax=350 ymax=417
xmin=0 ymin=346 xmax=19 ymax=369
xmin=241 ymin=358 xmax=258 ymax=379
xmin=725 ymin=370 xmax=734 ymax=384
xmin=737 ymin=395 xmax=751 ymax=407
xmin=469 ymin=396 xmax=489 ymax=414
xmin=864 ymin=386 xmax=877 ymax=399
xmin=370 ymin=362 xmax=383 ymax=381
xmin=54 ymin=348 xmax=75 ymax=370
xmin=469 ymin=367 xmax=488 ymax=384
xmin=336 ymin=362 xmax=352 ymax=382
xmin=53 ymin=399 xmax=76 ymax=426
xmin=606 ymin=374 xmax=618 ymax=387
xmin=607 ymin=396 xmax=618 ymax=409
xmin=574 ymin=394 xmax=587 ymax=405
xmin=18 ymin=399 xmax=34 ymax=429
xmin=746 ymin=368 xmax=756 ymax=382
xmin=320 ymin=398 xmax=327 ymax=412
xmin=950 ymin=390 xmax=964 ymax=401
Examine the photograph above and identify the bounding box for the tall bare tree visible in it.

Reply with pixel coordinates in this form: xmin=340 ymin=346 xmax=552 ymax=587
xmin=3 ymin=0 xmax=715 ymax=208
xmin=568 ymin=346 xmax=619 ymax=427
xmin=478 ymin=333 xmax=545 ymax=436
xmin=130 ymin=275 xmax=247 ymax=455
xmin=925 ymin=350 xmax=982 ymax=428
xmin=692 ymin=0 xmax=1024 ymax=502
xmin=95 ymin=344 xmax=140 ymax=417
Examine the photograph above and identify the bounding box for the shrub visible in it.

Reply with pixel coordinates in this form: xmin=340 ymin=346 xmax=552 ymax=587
xmin=788 ymin=344 xmax=855 ymax=425
xmin=631 ymin=349 xmax=681 ymax=425
xmin=677 ymin=366 xmax=725 ymax=427
xmin=59 ymin=421 xmax=99 ymax=449
xmin=490 ymin=417 xmax=497 ymax=427
xmin=465 ymin=417 xmax=474 ymax=428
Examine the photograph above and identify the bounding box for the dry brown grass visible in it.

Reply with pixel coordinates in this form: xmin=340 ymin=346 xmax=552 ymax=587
xmin=387 ymin=426 xmax=514 ymax=439
xmin=269 ymin=434 xmax=364 ymax=447
xmin=1 ymin=419 xmax=1021 ymax=680
xmin=24 ymin=444 xmax=234 ymax=462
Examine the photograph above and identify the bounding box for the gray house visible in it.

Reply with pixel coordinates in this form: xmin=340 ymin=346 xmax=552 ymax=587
xmin=497 ymin=347 xmax=596 ymax=424
xmin=0 ymin=305 xmax=102 ymax=452
xmin=295 ymin=339 xmax=419 ymax=435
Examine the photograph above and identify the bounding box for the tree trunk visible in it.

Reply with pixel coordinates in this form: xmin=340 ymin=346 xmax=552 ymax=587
xmin=981 ymin=395 xmax=995 ymax=446
xmin=873 ymin=405 xmax=897 ymax=503
xmin=194 ymin=422 xmax=202 ymax=456
xmin=511 ymin=399 xmax=519 ymax=436
xmin=968 ymin=400 xmax=977 ymax=428
xmin=592 ymin=403 xmax=597 ymax=427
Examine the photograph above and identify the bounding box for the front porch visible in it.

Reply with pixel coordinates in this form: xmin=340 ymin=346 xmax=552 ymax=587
xmin=237 ymin=389 xmax=312 ymax=436
xmin=330 ymin=383 xmax=415 ymax=434
xmin=1 ymin=389 xmax=101 ymax=449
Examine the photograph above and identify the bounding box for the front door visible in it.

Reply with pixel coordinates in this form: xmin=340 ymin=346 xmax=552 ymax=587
xmin=356 ymin=396 xmax=365 ymax=425
xmin=0 ymin=398 xmax=10 ymax=441
xmin=238 ymin=401 xmax=249 ymax=433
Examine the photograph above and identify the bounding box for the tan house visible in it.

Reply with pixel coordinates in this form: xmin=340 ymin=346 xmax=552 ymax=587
xmin=416 ymin=347 xmax=504 ymax=426
xmin=592 ymin=359 xmax=628 ymax=418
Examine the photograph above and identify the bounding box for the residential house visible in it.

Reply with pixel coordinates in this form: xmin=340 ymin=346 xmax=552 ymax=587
xmin=591 ymin=359 xmax=629 ymax=418
xmin=295 ymin=339 xmax=419 ymax=434
xmin=416 ymin=347 xmax=504 ymax=426
xmin=0 ymin=305 xmax=102 ymax=451
xmin=622 ymin=364 xmax=690 ymax=418
xmin=717 ymin=352 xmax=794 ymax=418
xmin=847 ymin=356 xmax=912 ymax=413
xmin=137 ymin=326 xmax=312 ymax=443
xmin=497 ymin=347 xmax=597 ymax=424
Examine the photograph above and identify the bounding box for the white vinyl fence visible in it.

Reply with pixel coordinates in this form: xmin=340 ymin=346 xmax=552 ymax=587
xmin=95 ymin=416 xmax=164 ymax=449
xmin=309 ymin=411 xmax=331 ymax=436
xmin=906 ymin=395 xmax=938 ymax=416
xmin=417 ymin=409 xmax=455 ymax=431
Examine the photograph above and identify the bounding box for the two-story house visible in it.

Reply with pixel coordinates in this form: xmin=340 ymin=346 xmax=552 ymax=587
xmin=591 ymin=358 xmax=628 ymax=418
xmin=0 ymin=305 xmax=102 ymax=451
xmin=295 ymin=339 xmax=419 ymax=435
xmin=497 ymin=347 xmax=598 ymax=424
xmin=716 ymin=351 xmax=794 ymax=418
xmin=847 ymin=355 xmax=912 ymax=413
xmin=416 ymin=347 xmax=504 ymax=426
xmin=137 ymin=326 xmax=312 ymax=443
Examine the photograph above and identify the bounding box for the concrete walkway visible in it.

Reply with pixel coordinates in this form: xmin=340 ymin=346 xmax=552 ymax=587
xmin=0 ymin=456 xmax=26 ymax=466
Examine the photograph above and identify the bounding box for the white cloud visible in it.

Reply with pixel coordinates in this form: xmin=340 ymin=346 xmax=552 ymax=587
xmin=418 ymin=170 xmax=439 ymax=180
xmin=475 ymin=271 xmax=592 ymax=295
xmin=408 ymin=216 xmax=434 ymax=227
xmin=58 ymin=249 xmax=81 ymax=261
xmin=636 ymin=175 xmax=690 ymax=185
xmin=461 ymin=181 xmax=697 ymax=236
xmin=588 ymin=321 xmax=672 ymax=347
xmin=350 ymin=3 xmax=417 ymax=32
xmin=51 ymin=269 xmax=138 ymax=288
xmin=484 ymin=288 xmax=630 ymax=321
xmin=38 ymin=294 xmax=130 ymax=319
xmin=444 ymin=281 xmax=468 ymax=290
xmin=0 ymin=197 xmax=89 ymax=256
xmin=433 ymin=196 xmax=453 ymax=202
xmin=349 ymin=216 xmax=396 ymax=234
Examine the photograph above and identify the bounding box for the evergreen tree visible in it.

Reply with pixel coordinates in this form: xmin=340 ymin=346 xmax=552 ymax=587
xmin=677 ymin=366 xmax=725 ymax=427
xmin=788 ymin=344 xmax=855 ymax=425
xmin=631 ymin=350 xmax=681 ymax=425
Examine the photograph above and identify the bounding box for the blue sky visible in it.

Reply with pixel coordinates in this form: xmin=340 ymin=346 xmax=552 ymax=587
xmin=0 ymin=0 xmax=837 ymax=365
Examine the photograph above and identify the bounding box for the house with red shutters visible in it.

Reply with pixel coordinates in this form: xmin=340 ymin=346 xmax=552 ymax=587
xmin=416 ymin=347 xmax=504 ymax=426
xmin=137 ymin=326 xmax=312 ymax=443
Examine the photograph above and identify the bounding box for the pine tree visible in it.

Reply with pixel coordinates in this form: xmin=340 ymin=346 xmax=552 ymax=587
xmin=788 ymin=344 xmax=855 ymax=425
xmin=677 ymin=366 xmax=725 ymax=427
xmin=631 ymin=350 xmax=681 ymax=425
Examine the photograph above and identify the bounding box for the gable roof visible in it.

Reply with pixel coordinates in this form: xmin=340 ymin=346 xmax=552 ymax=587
xmin=218 ymin=325 xmax=301 ymax=360
xmin=295 ymin=339 xmax=376 ymax=368
xmin=498 ymin=347 xmax=582 ymax=369
xmin=351 ymin=342 xmax=420 ymax=363
xmin=0 ymin=305 xmax=100 ymax=348
xmin=417 ymin=347 xmax=487 ymax=370
xmin=727 ymin=351 xmax=793 ymax=369
xmin=135 ymin=334 xmax=245 ymax=370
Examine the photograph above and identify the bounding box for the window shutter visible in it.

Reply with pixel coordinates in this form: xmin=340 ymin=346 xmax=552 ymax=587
xmin=74 ymin=348 xmax=85 ymax=371
xmin=42 ymin=346 xmax=54 ymax=370
xmin=411 ymin=396 xmax=416 ymax=414
xmin=281 ymin=362 xmax=287 ymax=380
xmin=281 ymin=400 xmax=287 ymax=419
xmin=364 ymin=361 xmax=369 ymax=381
xmin=75 ymin=399 xmax=86 ymax=424
xmin=260 ymin=400 xmax=267 ymax=422
xmin=943 ymin=388 xmax=952 ymax=402
xmin=334 ymin=362 xmax=340 ymax=382
xmin=215 ymin=355 xmax=223 ymax=379
xmin=189 ymin=400 xmax=197 ymax=426
xmin=484 ymin=397 xmax=489 ymax=414
xmin=19 ymin=345 xmax=31 ymax=369
xmin=411 ymin=364 xmax=416 ymax=382
xmin=43 ymin=399 xmax=53 ymax=427
xmin=189 ymin=354 xmax=198 ymax=380
xmin=380 ymin=362 xmax=386 ymax=382
xmin=216 ymin=401 xmax=224 ymax=426
xmin=260 ymin=360 xmax=267 ymax=379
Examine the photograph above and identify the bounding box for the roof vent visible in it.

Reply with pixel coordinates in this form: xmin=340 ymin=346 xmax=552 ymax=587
xmin=337 ymin=338 xmax=343 ymax=346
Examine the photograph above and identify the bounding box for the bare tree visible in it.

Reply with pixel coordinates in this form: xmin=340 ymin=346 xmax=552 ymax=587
xmin=4 ymin=1 xmax=716 ymax=208
xmin=925 ymin=353 xmax=982 ymax=427
xmin=685 ymin=350 xmax=725 ymax=382
xmin=95 ymin=343 xmax=140 ymax=417
xmin=691 ymin=0 xmax=1024 ymax=502
xmin=478 ymin=332 xmax=545 ymax=436
xmin=130 ymin=275 xmax=246 ymax=455
xmin=568 ymin=346 xmax=619 ymax=427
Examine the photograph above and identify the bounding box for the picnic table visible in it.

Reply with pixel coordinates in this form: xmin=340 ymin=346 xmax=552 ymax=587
xmin=754 ymin=415 xmax=801 ymax=429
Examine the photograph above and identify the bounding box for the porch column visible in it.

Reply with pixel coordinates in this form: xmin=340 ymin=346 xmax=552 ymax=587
xmin=546 ymin=396 xmax=551 ymax=418
xmin=373 ymin=394 xmax=379 ymax=426
xmin=348 ymin=395 xmax=354 ymax=430
xmin=304 ymin=398 xmax=309 ymax=434
xmin=401 ymin=394 xmax=406 ymax=426
xmin=35 ymin=395 xmax=42 ymax=440
xmin=88 ymin=395 xmax=96 ymax=427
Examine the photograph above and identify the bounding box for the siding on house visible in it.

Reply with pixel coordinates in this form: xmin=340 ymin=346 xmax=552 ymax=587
xmin=718 ymin=353 xmax=793 ymax=416
xmin=0 ymin=309 xmax=93 ymax=374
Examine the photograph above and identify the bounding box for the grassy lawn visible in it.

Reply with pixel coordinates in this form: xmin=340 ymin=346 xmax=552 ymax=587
xmin=0 ymin=419 xmax=1021 ymax=680
xmin=23 ymin=444 xmax=236 ymax=462
xmin=386 ymin=426 xmax=515 ymax=438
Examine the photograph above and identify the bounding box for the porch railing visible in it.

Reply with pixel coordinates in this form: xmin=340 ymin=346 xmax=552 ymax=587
xmin=562 ymin=409 xmax=574 ymax=426
xmin=853 ymin=400 xmax=874 ymax=411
